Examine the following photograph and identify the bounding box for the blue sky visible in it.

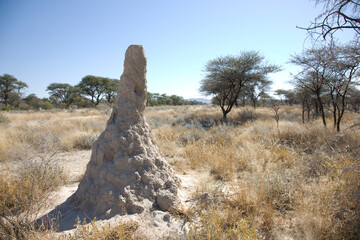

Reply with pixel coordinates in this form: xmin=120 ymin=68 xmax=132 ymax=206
xmin=0 ymin=0 xmax=354 ymax=99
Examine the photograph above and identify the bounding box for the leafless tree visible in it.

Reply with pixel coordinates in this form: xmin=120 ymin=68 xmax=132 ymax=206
xmin=327 ymin=42 xmax=360 ymax=131
xmin=301 ymin=0 xmax=360 ymax=40
xmin=290 ymin=45 xmax=334 ymax=127
xmin=291 ymin=42 xmax=360 ymax=131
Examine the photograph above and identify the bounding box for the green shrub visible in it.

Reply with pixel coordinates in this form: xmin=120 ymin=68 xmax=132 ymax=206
xmin=37 ymin=101 xmax=53 ymax=110
xmin=0 ymin=113 xmax=10 ymax=124
xmin=1 ymin=106 xmax=13 ymax=111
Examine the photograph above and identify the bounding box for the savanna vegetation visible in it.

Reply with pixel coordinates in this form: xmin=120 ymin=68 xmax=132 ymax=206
xmin=0 ymin=104 xmax=359 ymax=239
xmin=1 ymin=0 xmax=360 ymax=239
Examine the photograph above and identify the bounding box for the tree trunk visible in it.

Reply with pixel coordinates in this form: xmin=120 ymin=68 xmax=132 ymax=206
xmin=314 ymin=100 xmax=319 ymax=117
xmin=317 ymin=94 xmax=327 ymax=127
xmin=336 ymin=96 xmax=346 ymax=132
xmin=222 ymin=109 xmax=228 ymax=120
xmin=302 ymin=99 xmax=305 ymax=124
xmin=4 ymin=92 xmax=8 ymax=106
xmin=306 ymin=100 xmax=311 ymax=122
xmin=330 ymin=92 xmax=337 ymax=128
xmin=336 ymin=118 xmax=341 ymax=132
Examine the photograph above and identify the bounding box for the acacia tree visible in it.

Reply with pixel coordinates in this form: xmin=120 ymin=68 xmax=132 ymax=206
xmin=47 ymin=83 xmax=83 ymax=108
xmin=0 ymin=74 xmax=28 ymax=106
xmin=47 ymin=83 xmax=71 ymax=104
xmin=328 ymin=42 xmax=360 ymax=131
xmin=290 ymin=45 xmax=335 ymax=127
xmin=245 ymin=78 xmax=272 ymax=108
xmin=292 ymin=42 xmax=360 ymax=131
xmin=77 ymin=75 xmax=105 ymax=106
xmin=295 ymin=87 xmax=315 ymax=124
xmin=200 ymin=51 xmax=279 ymax=120
xmin=274 ymin=89 xmax=298 ymax=105
xmin=303 ymin=0 xmax=360 ymax=39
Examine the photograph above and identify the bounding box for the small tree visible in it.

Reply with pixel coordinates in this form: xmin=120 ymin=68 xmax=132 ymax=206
xmin=328 ymin=42 xmax=360 ymax=131
xmin=274 ymin=89 xmax=298 ymax=105
xmin=0 ymin=74 xmax=28 ymax=107
xmin=294 ymin=86 xmax=315 ymax=124
xmin=47 ymin=83 xmax=71 ymax=105
xmin=246 ymin=78 xmax=272 ymax=108
xmin=169 ymin=95 xmax=185 ymax=105
xmin=200 ymin=51 xmax=280 ymax=120
xmin=24 ymin=94 xmax=40 ymax=109
xmin=271 ymin=100 xmax=281 ymax=128
xmin=47 ymin=83 xmax=81 ymax=108
xmin=24 ymin=94 xmax=53 ymax=109
xmin=290 ymin=45 xmax=334 ymax=127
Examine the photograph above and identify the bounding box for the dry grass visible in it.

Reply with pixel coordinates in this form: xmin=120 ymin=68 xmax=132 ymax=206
xmin=0 ymin=109 xmax=108 ymax=162
xmin=61 ymin=218 xmax=140 ymax=240
xmin=151 ymin=105 xmax=360 ymax=239
xmin=1 ymin=105 xmax=360 ymax=239
xmin=0 ymin=153 xmax=67 ymax=240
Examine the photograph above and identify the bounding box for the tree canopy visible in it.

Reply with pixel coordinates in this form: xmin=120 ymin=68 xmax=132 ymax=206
xmin=102 ymin=78 xmax=119 ymax=103
xmin=200 ymin=51 xmax=280 ymax=119
xmin=0 ymin=74 xmax=28 ymax=106
xmin=77 ymin=76 xmax=120 ymax=105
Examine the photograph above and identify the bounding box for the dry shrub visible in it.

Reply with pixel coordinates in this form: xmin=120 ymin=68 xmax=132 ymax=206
xmin=73 ymin=134 xmax=99 ymax=150
xmin=235 ymin=108 xmax=258 ymax=125
xmin=178 ymin=126 xmax=204 ymax=146
xmin=182 ymin=109 xmax=222 ymax=129
xmin=0 ymin=153 xmax=67 ymax=240
xmin=62 ymin=218 xmax=140 ymax=240
xmin=293 ymin=155 xmax=360 ymax=240
xmin=186 ymin=205 xmax=257 ymax=240
xmin=184 ymin=142 xmax=240 ymax=180
xmin=153 ymin=126 xmax=181 ymax=158
xmin=185 ymin=179 xmax=275 ymax=239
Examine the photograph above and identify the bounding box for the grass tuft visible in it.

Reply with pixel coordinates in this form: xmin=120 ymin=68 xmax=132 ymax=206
xmin=61 ymin=218 xmax=139 ymax=240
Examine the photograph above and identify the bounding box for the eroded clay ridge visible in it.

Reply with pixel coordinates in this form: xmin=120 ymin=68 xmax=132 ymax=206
xmin=72 ymin=45 xmax=179 ymax=219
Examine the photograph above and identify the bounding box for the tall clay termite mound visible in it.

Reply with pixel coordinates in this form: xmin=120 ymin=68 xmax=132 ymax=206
xmin=72 ymin=45 xmax=180 ymax=219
